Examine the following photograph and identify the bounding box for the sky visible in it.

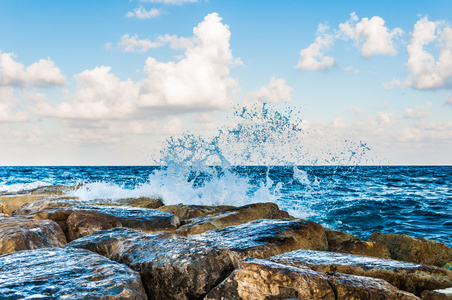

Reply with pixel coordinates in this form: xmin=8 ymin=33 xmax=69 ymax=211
xmin=1 ymin=0 xmax=452 ymax=165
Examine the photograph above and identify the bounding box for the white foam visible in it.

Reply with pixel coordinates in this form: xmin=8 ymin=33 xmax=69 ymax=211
xmin=0 ymin=181 xmax=52 ymax=194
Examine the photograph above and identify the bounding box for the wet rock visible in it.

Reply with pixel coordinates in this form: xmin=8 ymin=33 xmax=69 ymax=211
xmin=117 ymin=197 xmax=164 ymax=209
xmin=269 ymin=249 xmax=452 ymax=296
xmin=0 ymin=216 xmax=67 ymax=255
xmin=367 ymin=231 xmax=452 ymax=267
xmin=330 ymin=240 xmax=392 ymax=259
xmin=0 ymin=202 xmax=13 ymax=215
xmin=189 ymin=218 xmax=328 ymax=259
xmin=13 ymin=196 xmax=78 ymax=215
xmin=157 ymin=203 xmax=235 ymax=222
xmin=66 ymin=210 xmax=123 ymax=241
xmin=325 ymin=228 xmax=361 ymax=249
xmin=0 ymin=247 xmax=147 ymax=299
xmin=175 ymin=202 xmax=290 ymax=236
xmin=421 ymin=287 xmax=452 ymax=300
xmin=205 ymin=258 xmax=418 ymax=300
xmin=18 ymin=204 xmax=179 ymax=240
xmin=68 ymin=227 xmax=236 ymax=300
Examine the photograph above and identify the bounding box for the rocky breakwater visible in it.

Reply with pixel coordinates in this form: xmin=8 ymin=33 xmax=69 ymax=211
xmin=1 ymin=185 xmax=452 ymax=299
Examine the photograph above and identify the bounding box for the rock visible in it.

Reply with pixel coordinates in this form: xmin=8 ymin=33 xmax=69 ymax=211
xmin=325 ymin=228 xmax=361 ymax=249
xmin=0 ymin=202 xmax=13 ymax=215
xmin=205 ymin=258 xmax=418 ymax=300
xmin=0 ymin=247 xmax=147 ymax=299
xmin=0 ymin=216 xmax=67 ymax=254
xmin=66 ymin=210 xmax=123 ymax=241
xmin=189 ymin=218 xmax=328 ymax=259
xmin=330 ymin=240 xmax=392 ymax=259
xmin=269 ymin=249 xmax=452 ymax=296
xmin=422 ymin=288 xmax=452 ymax=300
xmin=367 ymin=231 xmax=452 ymax=267
xmin=17 ymin=204 xmax=180 ymax=241
xmin=117 ymin=197 xmax=164 ymax=209
xmin=68 ymin=227 xmax=237 ymax=300
xmin=157 ymin=203 xmax=235 ymax=222
xmin=13 ymin=196 xmax=78 ymax=215
xmin=175 ymin=202 xmax=289 ymax=236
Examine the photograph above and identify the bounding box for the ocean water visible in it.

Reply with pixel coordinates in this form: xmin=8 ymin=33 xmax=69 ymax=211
xmin=0 ymin=165 xmax=450 ymax=247
xmin=0 ymin=104 xmax=450 ymax=246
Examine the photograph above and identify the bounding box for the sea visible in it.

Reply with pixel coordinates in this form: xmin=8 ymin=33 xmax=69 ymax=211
xmin=0 ymin=104 xmax=450 ymax=247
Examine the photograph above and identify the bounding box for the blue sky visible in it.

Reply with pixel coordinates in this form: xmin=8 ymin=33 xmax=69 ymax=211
xmin=1 ymin=0 xmax=452 ymax=165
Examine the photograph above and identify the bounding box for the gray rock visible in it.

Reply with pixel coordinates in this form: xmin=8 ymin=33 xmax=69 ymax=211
xmin=421 ymin=287 xmax=452 ymax=300
xmin=189 ymin=218 xmax=328 ymax=259
xmin=325 ymin=228 xmax=361 ymax=249
xmin=67 ymin=227 xmax=236 ymax=300
xmin=205 ymin=258 xmax=418 ymax=300
xmin=269 ymin=249 xmax=452 ymax=296
xmin=0 ymin=216 xmax=67 ymax=255
xmin=0 ymin=247 xmax=147 ymax=299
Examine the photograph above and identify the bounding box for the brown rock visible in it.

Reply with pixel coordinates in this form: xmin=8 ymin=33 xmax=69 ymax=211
xmin=117 ymin=197 xmax=164 ymax=209
xmin=157 ymin=203 xmax=235 ymax=221
xmin=0 ymin=216 xmax=67 ymax=254
xmin=421 ymin=288 xmax=452 ymax=300
xmin=269 ymin=249 xmax=452 ymax=296
xmin=175 ymin=202 xmax=288 ymax=236
xmin=330 ymin=240 xmax=392 ymax=259
xmin=367 ymin=231 xmax=452 ymax=267
xmin=66 ymin=210 xmax=123 ymax=241
xmin=0 ymin=202 xmax=13 ymax=215
xmin=0 ymin=247 xmax=147 ymax=299
xmin=68 ymin=227 xmax=236 ymax=300
xmin=325 ymin=228 xmax=361 ymax=249
xmin=189 ymin=218 xmax=328 ymax=259
xmin=205 ymin=258 xmax=418 ymax=300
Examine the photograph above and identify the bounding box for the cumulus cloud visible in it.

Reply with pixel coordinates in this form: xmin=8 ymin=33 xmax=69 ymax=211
xmin=405 ymin=16 xmax=452 ymax=90
xmin=0 ymin=51 xmax=66 ymax=88
xmin=404 ymin=103 xmax=431 ymax=119
xmin=247 ymin=77 xmax=293 ymax=103
xmin=297 ymin=13 xmax=402 ymax=71
xmin=0 ymin=87 xmax=28 ymax=122
xmin=339 ymin=12 xmax=403 ymax=57
xmin=383 ymin=78 xmax=412 ymax=89
xmin=296 ymin=24 xmax=336 ymax=70
xmin=118 ymin=34 xmax=162 ymax=52
xmin=34 ymin=13 xmax=238 ymax=120
xmin=126 ymin=6 xmax=162 ymax=19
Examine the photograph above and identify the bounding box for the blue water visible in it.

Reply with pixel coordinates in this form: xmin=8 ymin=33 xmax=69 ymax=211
xmin=1 ymin=165 xmax=450 ymax=246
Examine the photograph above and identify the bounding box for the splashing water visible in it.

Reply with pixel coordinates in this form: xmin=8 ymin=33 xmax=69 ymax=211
xmin=74 ymin=103 xmax=371 ymax=220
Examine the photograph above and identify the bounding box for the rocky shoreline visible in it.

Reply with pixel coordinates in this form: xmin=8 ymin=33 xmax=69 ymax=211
xmin=0 ymin=185 xmax=451 ymax=299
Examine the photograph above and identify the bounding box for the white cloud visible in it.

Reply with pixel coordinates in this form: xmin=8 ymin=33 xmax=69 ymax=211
xmin=296 ymin=24 xmax=336 ymax=70
xmin=138 ymin=0 xmax=198 ymax=4
xmin=383 ymin=78 xmax=412 ymax=89
xmin=157 ymin=34 xmax=198 ymax=49
xmin=339 ymin=12 xmax=403 ymax=57
xmin=0 ymin=51 xmax=66 ymax=88
xmin=405 ymin=16 xmax=452 ymax=90
xmin=34 ymin=13 xmax=238 ymax=120
xmin=404 ymin=103 xmax=431 ymax=119
xmin=0 ymin=87 xmax=28 ymax=122
xmin=247 ymin=77 xmax=293 ymax=103
xmin=344 ymin=66 xmax=359 ymax=73
xmin=297 ymin=13 xmax=402 ymax=71
xmin=118 ymin=34 xmax=162 ymax=53
xmin=126 ymin=6 xmax=162 ymax=19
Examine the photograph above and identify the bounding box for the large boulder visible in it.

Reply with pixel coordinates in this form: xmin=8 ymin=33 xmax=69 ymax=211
xmin=0 ymin=216 xmax=67 ymax=254
xmin=329 ymin=240 xmax=392 ymax=259
xmin=17 ymin=204 xmax=180 ymax=241
xmin=67 ymin=227 xmax=237 ymax=300
xmin=205 ymin=258 xmax=418 ymax=300
xmin=157 ymin=203 xmax=235 ymax=222
xmin=175 ymin=202 xmax=290 ymax=236
xmin=421 ymin=287 xmax=452 ymax=300
xmin=269 ymin=249 xmax=452 ymax=296
xmin=189 ymin=218 xmax=328 ymax=259
xmin=367 ymin=231 xmax=452 ymax=267
xmin=0 ymin=247 xmax=147 ymax=299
